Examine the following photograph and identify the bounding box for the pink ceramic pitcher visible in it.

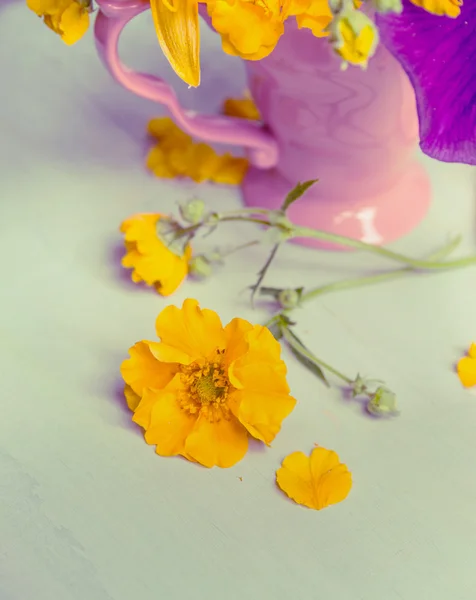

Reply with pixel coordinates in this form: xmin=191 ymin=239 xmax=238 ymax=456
xmin=95 ymin=0 xmax=431 ymax=249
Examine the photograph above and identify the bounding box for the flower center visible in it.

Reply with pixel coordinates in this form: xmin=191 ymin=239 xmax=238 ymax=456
xmin=179 ymin=349 xmax=230 ymax=421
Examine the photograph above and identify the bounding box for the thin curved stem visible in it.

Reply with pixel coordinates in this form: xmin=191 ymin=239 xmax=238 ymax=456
xmin=294 ymin=227 xmax=474 ymax=270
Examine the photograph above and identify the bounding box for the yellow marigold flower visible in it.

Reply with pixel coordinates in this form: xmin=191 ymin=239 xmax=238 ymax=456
xmin=146 ymin=117 xmax=248 ymax=184
xmin=409 ymin=0 xmax=462 ymax=17
xmin=330 ymin=8 xmax=379 ymax=68
xmin=27 ymin=0 xmax=90 ymax=45
xmin=276 ymin=447 xmax=352 ymax=510
xmin=287 ymin=0 xmax=333 ymax=37
xmin=121 ymin=298 xmax=297 ymax=468
xmin=206 ymin=0 xmax=286 ymax=60
xmin=457 ymin=343 xmax=476 ymax=388
xmin=120 ymin=214 xmax=191 ymax=296
xmin=222 ymin=94 xmax=261 ymax=121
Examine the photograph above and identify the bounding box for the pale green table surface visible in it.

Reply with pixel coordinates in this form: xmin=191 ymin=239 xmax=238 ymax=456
xmin=1 ymin=3 xmax=476 ymax=599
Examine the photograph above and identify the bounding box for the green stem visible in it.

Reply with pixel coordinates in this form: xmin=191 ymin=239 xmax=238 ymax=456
xmin=300 ymin=235 xmax=462 ymax=303
xmin=220 ymin=240 xmax=260 ymax=258
xmin=281 ymin=327 xmax=353 ymax=384
xmin=294 ymin=227 xmax=474 ymax=270
xmin=215 ymin=212 xmax=474 ymax=271
xmin=216 ymin=208 xmax=271 ymax=217
xmin=219 ymin=216 xmax=271 ymax=226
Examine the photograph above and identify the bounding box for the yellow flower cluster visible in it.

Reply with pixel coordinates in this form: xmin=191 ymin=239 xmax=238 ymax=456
xmin=27 ymin=0 xmax=90 ymax=45
xmin=120 ymin=213 xmax=191 ymax=296
xmin=222 ymin=94 xmax=262 ymax=121
xmin=146 ymin=117 xmax=249 ymax=185
xmin=205 ymin=0 xmax=337 ymax=62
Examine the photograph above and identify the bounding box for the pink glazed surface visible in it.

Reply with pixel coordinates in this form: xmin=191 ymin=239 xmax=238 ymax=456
xmin=95 ymin=0 xmax=431 ymax=249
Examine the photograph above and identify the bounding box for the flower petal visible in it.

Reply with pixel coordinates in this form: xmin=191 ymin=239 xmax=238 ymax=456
xmin=124 ymin=384 xmax=141 ymax=411
xmin=227 ymin=325 xmax=288 ymax=393
xmin=223 ymin=317 xmax=255 ymax=366
xmin=121 ymin=341 xmax=178 ymax=396
xmin=232 ymin=387 xmax=296 ymax=445
xmin=376 ymin=0 xmax=476 ymax=164
xmin=150 ymin=0 xmax=200 ymax=87
xmin=143 ymin=389 xmax=197 ymax=456
xmin=469 ymin=343 xmax=476 ymax=360
xmin=457 ymin=356 xmax=476 ymax=388
xmin=276 ymin=447 xmax=352 ymax=510
xmin=315 ymin=463 xmax=353 ymax=509
xmin=276 ymin=451 xmax=317 ymax=508
xmin=310 ymin=447 xmax=352 ymax=509
xmin=59 ymin=2 xmax=89 ymax=45
xmin=184 ymin=413 xmax=249 ymax=468
xmin=155 ymin=298 xmax=226 ymax=360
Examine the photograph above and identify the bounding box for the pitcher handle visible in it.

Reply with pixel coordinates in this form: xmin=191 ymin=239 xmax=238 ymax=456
xmin=94 ymin=0 xmax=279 ymax=169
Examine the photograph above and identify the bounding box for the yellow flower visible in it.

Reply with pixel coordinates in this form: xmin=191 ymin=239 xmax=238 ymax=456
xmin=206 ymin=0 xmax=286 ymax=60
xmin=457 ymin=343 xmax=476 ymax=388
xmin=120 ymin=214 xmax=191 ymax=296
xmin=222 ymin=94 xmax=261 ymax=121
xmin=276 ymin=447 xmax=352 ymax=510
xmin=409 ymin=0 xmax=462 ymax=17
xmin=287 ymin=0 xmax=333 ymax=37
xmin=330 ymin=8 xmax=379 ymax=68
xmin=146 ymin=117 xmax=249 ymax=184
xmin=150 ymin=0 xmax=200 ymax=86
xmin=27 ymin=0 xmax=90 ymax=45
xmin=121 ymin=299 xmax=296 ymax=468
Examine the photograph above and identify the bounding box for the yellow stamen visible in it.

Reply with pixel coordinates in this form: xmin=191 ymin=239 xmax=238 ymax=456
xmin=178 ymin=349 xmax=231 ymax=421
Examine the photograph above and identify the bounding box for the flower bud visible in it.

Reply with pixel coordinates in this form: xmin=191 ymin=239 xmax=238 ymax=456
xmin=179 ymin=198 xmax=206 ymax=224
xmin=366 ymin=386 xmax=398 ymax=417
xmin=189 ymin=255 xmax=213 ymax=279
xmin=278 ymin=288 xmax=301 ymax=310
xmin=330 ymin=8 xmax=379 ymax=69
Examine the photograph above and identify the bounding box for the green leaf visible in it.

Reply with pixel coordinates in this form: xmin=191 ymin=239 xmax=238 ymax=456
xmin=267 ymin=321 xmax=283 ymax=341
xmin=282 ymin=327 xmax=330 ymax=387
xmin=250 ymin=243 xmax=280 ymax=306
xmin=281 ymin=180 xmax=318 ymax=212
xmin=259 ymin=287 xmax=283 ymax=298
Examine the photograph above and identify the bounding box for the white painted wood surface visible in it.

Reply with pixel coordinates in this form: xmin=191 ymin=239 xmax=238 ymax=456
xmin=1 ymin=3 xmax=476 ymax=599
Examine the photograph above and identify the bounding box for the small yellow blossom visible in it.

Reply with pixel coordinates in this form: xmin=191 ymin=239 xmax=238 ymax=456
xmin=330 ymin=8 xmax=379 ymax=68
xmin=120 ymin=213 xmax=191 ymax=296
xmin=121 ymin=298 xmax=296 ymax=468
xmin=146 ymin=117 xmax=248 ymax=184
xmin=27 ymin=0 xmax=90 ymax=45
xmin=287 ymin=0 xmax=333 ymax=37
xmin=457 ymin=343 xmax=476 ymax=388
xmin=276 ymin=447 xmax=352 ymax=510
xmin=409 ymin=0 xmax=462 ymax=18
xmin=222 ymin=94 xmax=261 ymax=121
xmin=206 ymin=0 xmax=286 ymax=60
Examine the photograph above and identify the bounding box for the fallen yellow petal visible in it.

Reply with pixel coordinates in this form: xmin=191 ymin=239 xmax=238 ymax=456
xmin=276 ymin=447 xmax=352 ymax=510
xmin=150 ymin=0 xmax=200 ymax=87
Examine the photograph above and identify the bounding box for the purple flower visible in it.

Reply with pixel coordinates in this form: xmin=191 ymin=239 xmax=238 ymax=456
xmin=376 ymin=1 xmax=476 ymax=165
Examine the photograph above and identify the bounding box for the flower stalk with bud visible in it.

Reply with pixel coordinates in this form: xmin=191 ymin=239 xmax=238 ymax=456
xmin=119 ymin=180 xmax=476 ymax=417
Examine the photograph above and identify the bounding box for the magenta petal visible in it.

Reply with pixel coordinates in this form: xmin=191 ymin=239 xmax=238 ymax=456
xmin=376 ymin=1 xmax=476 ymax=165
